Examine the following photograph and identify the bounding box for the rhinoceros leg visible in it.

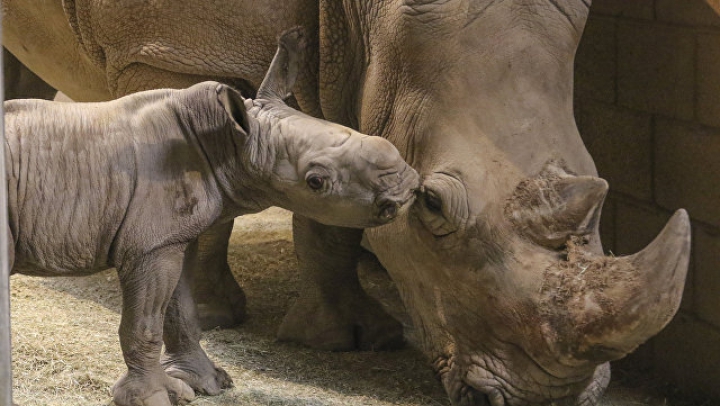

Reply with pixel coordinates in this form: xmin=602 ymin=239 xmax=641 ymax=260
xmin=277 ymin=214 xmax=404 ymax=351
xmin=162 ymin=242 xmax=233 ymax=396
xmin=112 ymin=245 xmax=195 ymax=406
xmin=114 ymin=66 xmax=250 ymax=331
xmin=187 ymin=221 xmax=247 ymax=330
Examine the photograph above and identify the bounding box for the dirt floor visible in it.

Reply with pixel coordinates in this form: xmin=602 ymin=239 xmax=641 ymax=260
xmin=9 ymin=208 xmax=711 ymax=405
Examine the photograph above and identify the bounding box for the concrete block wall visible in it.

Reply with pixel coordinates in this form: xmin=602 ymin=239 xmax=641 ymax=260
xmin=574 ymin=0 xmax=720 ymax=399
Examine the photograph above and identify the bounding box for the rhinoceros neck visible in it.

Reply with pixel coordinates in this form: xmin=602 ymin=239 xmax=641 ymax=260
xmin=242 ymin=100 xmax=318 ymax=207
xmin=173 ymin=94 xmax=279 ymax=216
xmin=243 ymin=100 xmax=285 ymax=178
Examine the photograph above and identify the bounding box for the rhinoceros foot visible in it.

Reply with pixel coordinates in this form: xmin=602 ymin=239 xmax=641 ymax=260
xmin=161 ymin=349 xmax=233 ymax=396
xmin=196 ymin=298 xmax=246 ymax=331
xmin=188 ymin=223 xmax=247 ymax=331
xmin=278 ymin=289 xmax=405 ymax=351
xmin=111 ymin=370 xmax=195 ymax=406
xmin=193 ymin=262 xmax=247 ymax=330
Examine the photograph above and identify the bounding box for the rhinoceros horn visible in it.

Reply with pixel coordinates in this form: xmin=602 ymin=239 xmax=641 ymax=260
xmin=256 ymin=26 xmax=307 ymax=101
xmin=506 ymin=162 xmax=609 ymax=248
xmin=585 ymin=209 xmax=690 ymax=360
xmin=542 ymin=209 xmax=691 ymax=363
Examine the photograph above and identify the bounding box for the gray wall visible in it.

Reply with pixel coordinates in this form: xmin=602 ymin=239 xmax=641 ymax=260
xmin=574 ymin=0 xmax=720 ymax=398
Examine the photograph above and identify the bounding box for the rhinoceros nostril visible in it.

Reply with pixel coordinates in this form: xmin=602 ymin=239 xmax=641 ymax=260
xmin=379 ymin=201 xmax=399 ymax=220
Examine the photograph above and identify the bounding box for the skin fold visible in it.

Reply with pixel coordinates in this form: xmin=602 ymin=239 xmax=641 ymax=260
xmin=4 ymin=30 xmax=418 ymax=406
xmin=2 ymin=1 xmax=693 ymax=405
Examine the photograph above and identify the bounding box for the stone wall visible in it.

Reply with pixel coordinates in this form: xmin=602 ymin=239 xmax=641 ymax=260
xmin=574 ymin=0 xmax=720 ymax=399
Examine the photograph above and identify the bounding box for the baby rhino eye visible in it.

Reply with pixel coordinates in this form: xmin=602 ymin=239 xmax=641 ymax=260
xmin=307 ymin=175 xmax=325 ymax=191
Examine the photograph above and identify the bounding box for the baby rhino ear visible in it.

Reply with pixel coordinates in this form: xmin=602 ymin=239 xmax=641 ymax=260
xmin=216 ymin=84 xmax=250 ymax=134
xmin=256 ymin=26 xmax=307 ymax=101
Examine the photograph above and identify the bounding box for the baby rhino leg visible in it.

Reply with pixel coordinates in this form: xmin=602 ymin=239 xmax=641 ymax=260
xmin=162 ymin=240 xmax=233 ymax=395
xmin=112 ymin=245 xmax=194 ymax=406
xmin=188 ymin=222 xmax=247 ymax=330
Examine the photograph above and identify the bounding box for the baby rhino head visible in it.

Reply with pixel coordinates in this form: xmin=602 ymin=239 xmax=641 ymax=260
xmin=216 ymin=26 xmax=419 ymax=228
xmin=267 ymin=111 xmax=419 ymax=228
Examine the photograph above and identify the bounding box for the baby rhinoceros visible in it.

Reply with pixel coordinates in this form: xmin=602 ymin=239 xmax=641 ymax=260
xmin=4 ymin=28 xmax=419 ymax=406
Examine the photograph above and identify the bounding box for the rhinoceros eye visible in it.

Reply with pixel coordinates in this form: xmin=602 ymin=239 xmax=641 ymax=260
xmin=424 ymin=191 xmax=443 ymax=213
xmin=306 ymin=175 xmax=325 ymax=191
xmin=414 ymin=174 xmax=469 ymax=237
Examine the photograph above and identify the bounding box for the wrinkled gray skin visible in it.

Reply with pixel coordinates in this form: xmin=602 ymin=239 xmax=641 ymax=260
xmin=2 ymin=1 xmax=692 ymax=405
xmin=4 ymin=30 xmax=418 ymax=406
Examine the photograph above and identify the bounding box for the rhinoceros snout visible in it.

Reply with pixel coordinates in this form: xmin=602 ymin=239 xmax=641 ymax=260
xmin=375 ymin=194 xmax=410 ymax=222
xmin=371 ymin=162 xmax=419 ymax=217
xmin=378 ymin=200 xmax=399 ymax=220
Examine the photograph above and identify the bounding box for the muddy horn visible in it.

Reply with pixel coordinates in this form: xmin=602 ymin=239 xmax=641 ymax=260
xmin=558 ymin=210 xmax=691 ymax=362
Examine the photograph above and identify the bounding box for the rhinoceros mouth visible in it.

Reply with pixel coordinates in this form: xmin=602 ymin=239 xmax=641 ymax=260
xmin=432 ymin=349 xmax=610 ymax=406
xmin=433 ymin=354 xmax=493 ymax=406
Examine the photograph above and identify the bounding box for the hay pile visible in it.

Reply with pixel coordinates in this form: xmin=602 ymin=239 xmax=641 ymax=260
xmin=9 ymin=208 xmax=706 ymax=405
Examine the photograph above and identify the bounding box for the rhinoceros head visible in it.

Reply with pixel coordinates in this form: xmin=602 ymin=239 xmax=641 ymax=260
xmin=368 ymin=158 xmax=689 ymax=406
xmin=218 ymin=27 xmax=419 ymax=228
xmin=324 ymin=1 xmax=691 ymax=405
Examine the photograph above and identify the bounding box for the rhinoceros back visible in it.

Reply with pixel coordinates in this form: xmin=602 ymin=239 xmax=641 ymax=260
xmin=4 ymin=98 xmax=141 ymax=276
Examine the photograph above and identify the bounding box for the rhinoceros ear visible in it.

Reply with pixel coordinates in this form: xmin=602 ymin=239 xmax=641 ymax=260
xmin=506 ymin=164 xmax=609 ymax=249
xmin=256 ymin=26 xmax=307 ymax=101
xmin=216 ymin=84 xmax=251 ymax=134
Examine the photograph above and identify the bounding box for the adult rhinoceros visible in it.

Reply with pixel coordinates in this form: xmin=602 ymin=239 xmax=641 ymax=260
xmin=3 ymin=1 xmax=691 ymax=405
